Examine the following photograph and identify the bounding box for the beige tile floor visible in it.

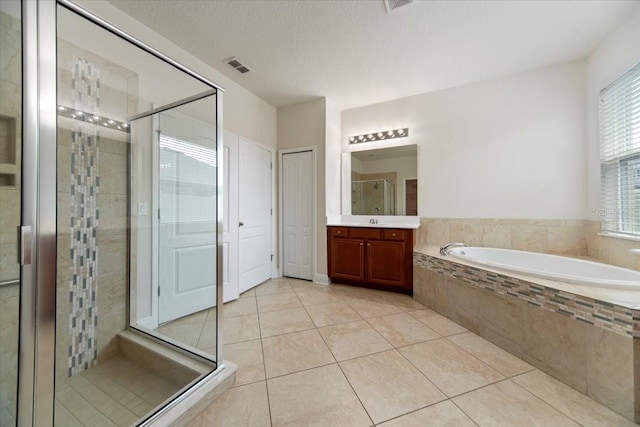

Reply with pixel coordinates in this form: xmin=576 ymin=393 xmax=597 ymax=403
xmin=188 ymin=277 xmax=636 ymax=427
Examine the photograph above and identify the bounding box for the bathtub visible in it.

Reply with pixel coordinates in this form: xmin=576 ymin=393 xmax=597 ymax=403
xmin=446 ymin=247 xmax=640 ymax=290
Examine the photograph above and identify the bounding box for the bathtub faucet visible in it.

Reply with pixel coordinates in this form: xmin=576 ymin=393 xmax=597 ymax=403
xmin=440 ymin=242 xmax=467 ymax=256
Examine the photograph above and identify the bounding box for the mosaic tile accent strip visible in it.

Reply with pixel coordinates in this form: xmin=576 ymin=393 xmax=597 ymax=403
xmin=68 ymin=57 xmax=101 ymax=376
xmin=413 ymin=252 xmax=635 ymax=338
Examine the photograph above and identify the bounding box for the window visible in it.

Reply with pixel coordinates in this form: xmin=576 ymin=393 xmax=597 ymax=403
xmin=600 ymin=62 xmax=640 ymax=237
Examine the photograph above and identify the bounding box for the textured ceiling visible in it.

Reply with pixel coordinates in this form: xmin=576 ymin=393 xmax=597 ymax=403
xmin=106 ymin=0 xmax=639 ymax=110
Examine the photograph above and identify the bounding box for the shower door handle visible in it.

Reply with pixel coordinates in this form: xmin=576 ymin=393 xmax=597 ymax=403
xmin=19 ymin=225 xmax=32 ymax=265
xmin=239 ymin=221 xmax=244 ymax=227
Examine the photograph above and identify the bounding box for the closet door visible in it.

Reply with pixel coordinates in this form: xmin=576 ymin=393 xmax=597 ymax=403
xmin=222 ymin=131 xmax=239 ymax=302
xmin=282 ymin=151 xmax=313 ymax=280
xmin=238 ymin=138 xmax=272 ymax=292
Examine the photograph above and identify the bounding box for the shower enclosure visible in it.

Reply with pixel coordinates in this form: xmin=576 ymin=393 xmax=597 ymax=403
xmin=0 ymin=1 xmax=225 ymax=425
xmin=351 ymin=179 xmax=395 ymax=215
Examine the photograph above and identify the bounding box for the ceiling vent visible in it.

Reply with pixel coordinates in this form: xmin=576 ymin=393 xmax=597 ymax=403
xmin=385 ymin=0 xmax=413 ymax=13
xmin=224 ymin=57 xmax=252 ymax=74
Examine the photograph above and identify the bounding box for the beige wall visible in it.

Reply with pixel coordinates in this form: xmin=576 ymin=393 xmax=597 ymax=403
xmin=277 ymin=98 xmax=328 ymax=281
xmin=416 ymin=217 xmax=639 ymax=271
xmin=340 ymin=61 xmax=588 ymax=220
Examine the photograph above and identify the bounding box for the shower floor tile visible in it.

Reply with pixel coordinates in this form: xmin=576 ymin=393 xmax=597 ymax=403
xmin=54 ymin=355 xmax=194 ymax=427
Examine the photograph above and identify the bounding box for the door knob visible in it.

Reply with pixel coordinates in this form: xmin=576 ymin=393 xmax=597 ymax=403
xmin=239 ymin=221 xmax=245 ymax=227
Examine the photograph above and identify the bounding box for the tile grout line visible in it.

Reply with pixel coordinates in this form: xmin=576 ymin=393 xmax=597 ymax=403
xmin=256 ymin=302 xmax=274 ymax=427
xmin=501 ymin=377 xmax=586 ymax=425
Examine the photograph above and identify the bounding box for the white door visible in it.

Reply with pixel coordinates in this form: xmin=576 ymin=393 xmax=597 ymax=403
xmin=283 ymin=151 xmax=313 ymax=280
xmin=158 ymin=132 xmax=217 ymax=323
xmin=238 ymin=138 xmax=272 ymax=292
xmin=223 ymin=131 xmax=239 ymax=302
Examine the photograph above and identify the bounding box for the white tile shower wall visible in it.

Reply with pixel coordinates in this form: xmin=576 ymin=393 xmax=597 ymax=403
xmin=57 ymin=40 xmax=134 ymax=380
xmin=0 ymin=11 xmax=21 ymax=426
xmin=68 ymin=57 xmax=101 ymax=376
xmin=0 ymin=10 xmax=21 ymax=283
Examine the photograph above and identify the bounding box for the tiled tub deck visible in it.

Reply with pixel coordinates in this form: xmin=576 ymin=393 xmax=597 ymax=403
xmin=413 ymin=245 xmax=638 ymax=423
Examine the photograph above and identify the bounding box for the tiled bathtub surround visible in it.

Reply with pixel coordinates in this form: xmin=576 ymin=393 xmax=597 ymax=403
xmin=417 ymin=218 xmax=589 ymax=256
xmin=586 ymin=220 xmax=640 ymax=271
xmin=413 ymin=246 xmax=636 ymax=421
xmin=414 ymin=251 xmax=634 ymax=336
xmin=416 ymin=218 xmax=640 ymax=271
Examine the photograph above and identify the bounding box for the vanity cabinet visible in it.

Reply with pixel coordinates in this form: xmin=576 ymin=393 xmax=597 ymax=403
xmin=327 ymin=226 xmax=414 ymax=294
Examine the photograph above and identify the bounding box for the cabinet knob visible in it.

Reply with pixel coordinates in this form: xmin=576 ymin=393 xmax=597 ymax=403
xmin=392 ymin=233 xmax=396 ymax=236
xmin=367 ymin=243 xmax=371 ymax=247
xmin=337 ymin=230 xmax=341 ymax=234
xmin=360 ymin=242 xmax=363 ymax=246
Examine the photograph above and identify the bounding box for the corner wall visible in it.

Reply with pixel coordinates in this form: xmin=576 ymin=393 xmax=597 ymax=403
xmin=340 ymin=61 xmax=588 ymax=220
xmin=75 ymin=0 xmax=277 ymax=150
xmin=277 ymin=98 xmax=328 ymax=282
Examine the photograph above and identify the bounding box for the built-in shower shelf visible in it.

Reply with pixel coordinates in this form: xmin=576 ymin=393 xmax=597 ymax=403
xmin=0 ymin=114 xmax=18 ymax=188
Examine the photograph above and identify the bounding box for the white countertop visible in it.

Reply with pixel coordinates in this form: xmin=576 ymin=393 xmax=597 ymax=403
xmin=326 ymin=215 xmax=420 ymax=229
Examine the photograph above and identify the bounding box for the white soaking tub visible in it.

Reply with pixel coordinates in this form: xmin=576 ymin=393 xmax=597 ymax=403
xmin=446 ymin=247 xmax=640 ymax=290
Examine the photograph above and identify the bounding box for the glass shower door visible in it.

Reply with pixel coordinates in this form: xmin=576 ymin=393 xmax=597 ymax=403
xmin=0 ymin=1 xmax=22 ymax=425
xmin=52 ymin=3 xmax=222 ymax=426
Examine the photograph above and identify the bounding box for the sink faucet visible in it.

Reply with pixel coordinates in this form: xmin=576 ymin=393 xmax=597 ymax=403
xmin=369 ymin=218 xmax=378 ymax=224
xmin=439 ymin=242 xmax=467 ymax=256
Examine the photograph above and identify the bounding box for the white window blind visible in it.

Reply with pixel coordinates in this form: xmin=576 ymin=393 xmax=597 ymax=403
xmin=599 ymin=62 xmax=640 ymax=236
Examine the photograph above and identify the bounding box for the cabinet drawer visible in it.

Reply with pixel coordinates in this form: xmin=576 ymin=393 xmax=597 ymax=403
xmin=351 ymin=227 xmax=382 ymax=240
xmin=383 ymin=229 xmax=406 ymax=241
xmin=329 ymin=227 xmax=349 ymax=237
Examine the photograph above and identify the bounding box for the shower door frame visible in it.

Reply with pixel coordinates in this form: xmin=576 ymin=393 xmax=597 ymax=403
xmin=19 ymin=0 xmax=226 ymax=425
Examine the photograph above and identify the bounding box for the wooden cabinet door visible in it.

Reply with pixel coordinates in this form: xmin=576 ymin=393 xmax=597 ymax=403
xmin=366 ymin=240 xmax=405 ymax=287
xmin=329 ymin=237 xmax=365 ymax=282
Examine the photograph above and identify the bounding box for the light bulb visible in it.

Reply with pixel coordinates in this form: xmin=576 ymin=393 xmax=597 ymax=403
xmin=367 ymin=134 xmax=374 ymax=140
xmin=398 ymin=129 xmax=405 ymax=136
xmin=387 ymin=131 xmax=394 ymax=137
xmin=108 ymin=119 xmax=115 ymax=124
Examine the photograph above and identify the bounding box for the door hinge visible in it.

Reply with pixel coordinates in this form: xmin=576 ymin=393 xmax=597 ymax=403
xmin=270 ymin=162 xmax=273 ymax=170
xmin=270 ymin=208 xmax=273 ymax=215
xmin=157 ymin=209 xmax=161 ymax=219
xmin=158 ymin=287 xmax=160 ymax=297
xmin=271 ymin=254 xmax=274 ymax=261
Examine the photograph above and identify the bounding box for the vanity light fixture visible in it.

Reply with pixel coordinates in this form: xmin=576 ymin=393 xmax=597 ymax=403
xmin=349 ymin=128 xmax=409 ymax=144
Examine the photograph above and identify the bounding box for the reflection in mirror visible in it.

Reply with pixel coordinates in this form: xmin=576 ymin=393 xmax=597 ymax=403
xmin=350 ymin=145 xmax=418 ymax=216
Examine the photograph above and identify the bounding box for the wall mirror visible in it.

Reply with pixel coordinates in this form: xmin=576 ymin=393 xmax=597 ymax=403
xmin=343 ymin=144 xmax=418 ymax=216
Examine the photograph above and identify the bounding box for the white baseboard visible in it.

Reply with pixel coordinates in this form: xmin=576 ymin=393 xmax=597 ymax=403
xmin=136 ymin=316 xmax=158 ymax=331
xmin=314 ymin=274 xmax=330 ymax=285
